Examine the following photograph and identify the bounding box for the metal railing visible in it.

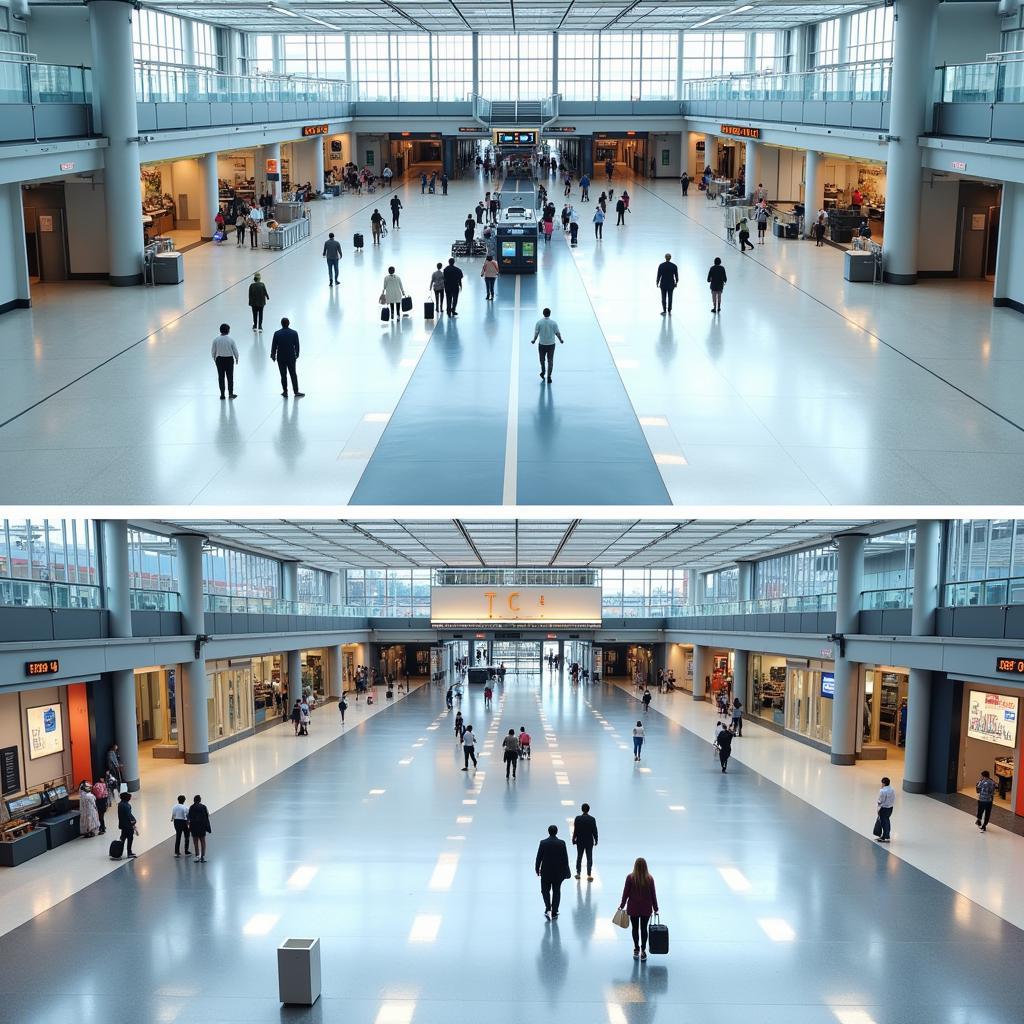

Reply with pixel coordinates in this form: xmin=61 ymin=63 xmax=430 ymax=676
xmin=681 ymin=59 xmax=891 ymax=104
xmin=133 ymin=60 xmax=350 ymax=105
xmin=668 ymin=593 xmax=838 ymax=618
xmin=130 ymin=589 xmax=180 ymax=612
xmin=936 ymin=57 xmax=1024 ymax=104
xmin=202 ymin=594 xmax=365 ymax=617
xmin=0 ymin=54 xmax=92 ymax=104
xmin=860 ymin=587 xmax=913 ymax=610
xmin=0 ymin=578 xmax=102 ymax=609
xmin=943 ymin=577 xmax=1024 ymax=608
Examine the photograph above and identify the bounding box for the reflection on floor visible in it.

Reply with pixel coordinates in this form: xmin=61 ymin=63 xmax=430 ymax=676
xmin=0 ymin=169 xmax=1022 ymax=503
xmin=1 ymin=677 xmax=1021 ymax=1024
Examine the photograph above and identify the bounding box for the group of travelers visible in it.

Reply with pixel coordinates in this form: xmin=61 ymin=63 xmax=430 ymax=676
xmin=420 ymin=170 xmax=449 ymax=195
xmin=214 ymin=199 xmax=265 ymax=250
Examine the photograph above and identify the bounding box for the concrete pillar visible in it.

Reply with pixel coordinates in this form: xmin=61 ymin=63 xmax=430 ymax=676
xmin=883 ymin=0 xmax=939 ymax=283
xmin=288 ymin=649 xmax=303 ymax=705
xmin=803 ymin=150 xmax=823 ymax=238
xmin=691 ymin=644 xmax=707 ymax=700
xmin=1 ymin=183 xmax=31 ymax=310
xmin=732 ymin=648 xmax=749 ymax=706
xmin=175 ymin=532 xmax=209 ymax=765
xmin=329 ymin=571 xmax=343 ymax=607
xmin=744 ymin=139 xmax=760 ymax=198
xmin=704 ymin=134 xmax=718 ymax=172
xmin=198 ymin=153 xmax=220 ymax=241
xmin=552 ymin=32 xmax=559 ymax=93
xmin=328 ymin=645 xmax=343 ymax=698
xmin=686 ymin=569 xmax=700 ymax=606
xmin=831 ymin=533 xmax=867 ymax=765
xmin=263 ymin=142 xmax=282 ymax=202
xmin=282 ymin=561 xmax=299 ymax=603
xmin=87 ymin=0 xmax=144 ymax=285
xmin=471 ymin=32 xmax=479 ymax=95
xmin=904 ymin=520 xmax=942 ymax=793
xmin=737 ymin=561 xmax=754 ymax=604
xmin=310 ymin=137 xmax=325 ymax=191
xmin=100 ymin=520 xmax=139 ymax=791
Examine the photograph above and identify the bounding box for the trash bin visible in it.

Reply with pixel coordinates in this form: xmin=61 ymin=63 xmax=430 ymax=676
xmin=277 ymin=937 xmax=321 ymax=1006
xmin=844 ymin=250 xmax=875 ymax=283
xmin=152 ymin=251 xmax=183 ymax=285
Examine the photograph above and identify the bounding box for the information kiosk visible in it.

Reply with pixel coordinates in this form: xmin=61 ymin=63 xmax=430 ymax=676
xmin=495 ymin=177 xmax=539 ymax=275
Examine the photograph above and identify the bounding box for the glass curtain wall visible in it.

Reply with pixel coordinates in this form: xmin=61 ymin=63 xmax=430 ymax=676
xmin=810 ymin=17 xmax=841 ymax=67
xmin=682 ymin=31 xmax=746 ymax=79
xmin=946 ymin=519 xmax=1024 ymax=606
xmin=754 ymin=544 xmax=837 ymax=601
xmin=479 ymin=33 xmax=552 ymax=99
xmin=703 ymin=566 xmax=739 ymax=603
xmin=297 ymin=566 xmax=331 ymax=604
xmin=127 ymin=529 xmax=179 ymax=610
xmin=862 ymin=529 xmax=916 ymax=608
xmin=847 ymin=5 xmax=894 ymax=63
xmin=133 ymin=9 xmax=187 ymax=65
xmin=202 ymin=543 xmax=280 ymax=604
xmin=281 ymin=33 xmax=346 ymax=78
xmin=351 ymin=34 xmax=472 ymax=100
xmin=345 ymin=568 xmax=431 ymax=616
xmin=0 ymin=519 xmax=100 ymax=607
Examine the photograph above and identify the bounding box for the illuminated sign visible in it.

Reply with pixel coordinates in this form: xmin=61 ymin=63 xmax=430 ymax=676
xmin=458 ymin=127 xmax=489 ymax=134
xmin=431 ymin=586 xmax=602 ymax=627
xmin=496 ymin=131 xmax=536 ymax=146
xmin=951 ymin=160 xmax=967 ymax=172
xmin=59 ymin=161 xmax=75 ymax=172
xmin=820 ymin=672 xmax=836 ymax=699
xmin=546 ymin=127 xmax=576 ymax=134
xmin=301 ymin=124 xmax=328 ymax=137
xmin=967 ymin=690 xmax=1018 ymax=748
xmin=996 ymin=656 xmax=1024 ymax=675
xmin=720 ymin=124 xmax=761 ymax=139
xmin=265 ymin=158 xmax=279 ymax=175
xmin=26 ymin=704 xmax=64 ymax=760
xmin=26 ymin=659 xmax=60 ymax=677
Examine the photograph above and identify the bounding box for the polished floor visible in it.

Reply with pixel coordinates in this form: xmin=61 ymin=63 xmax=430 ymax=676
xmin=0 ymin=167 xmax=1021 ymax=503
xmin=2 ymin=676 xmax=1021 ymax=1024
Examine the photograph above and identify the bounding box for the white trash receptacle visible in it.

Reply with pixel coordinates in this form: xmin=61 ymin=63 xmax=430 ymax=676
xmin=277 ymin=937 xmax=321 ymax=1005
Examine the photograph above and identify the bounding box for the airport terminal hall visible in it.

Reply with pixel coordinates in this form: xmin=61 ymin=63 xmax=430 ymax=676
xmin=0 ymin=0 xmax=1022 ymax=503
xmin=0 ymin=514 xmax=1022 ymax=1024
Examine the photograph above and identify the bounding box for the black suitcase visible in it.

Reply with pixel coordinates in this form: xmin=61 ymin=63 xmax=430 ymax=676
xmin=401 ymin=295 xmax=413 ymax=313
xmin=380 ymin=306 xmax=390 ymax=322
xmin=109 ymin=838 xmax=124 ymax=859
xmin=353 ymin=232 xmax=364 ymax=249
xmin=424 ymin=301 xmax=434 ymax=319
xmin=648 ymin=916 xmax=669 ymax=954
xmin=386 ymin=689 xmax=394 ymax=699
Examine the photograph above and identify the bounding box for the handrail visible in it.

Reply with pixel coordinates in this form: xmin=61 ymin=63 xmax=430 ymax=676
xmin=681 ymin=57 xmax=892 ymax=88
xmin=936 ymin=57 xmax=1024 ymax=105
xmin=0 ymin=579 xmax=102 ymax=610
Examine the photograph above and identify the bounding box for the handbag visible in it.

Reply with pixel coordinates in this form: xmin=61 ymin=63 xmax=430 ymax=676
xmin=378 ymin=291 xmax=386 ymax=305
xmin=872 ymin=816 xmax=883 ymax=838
xmin=612 ymin=907 xmax=629 ymax=929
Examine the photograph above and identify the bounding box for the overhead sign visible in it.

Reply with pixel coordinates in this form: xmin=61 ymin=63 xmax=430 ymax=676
xmin=996 ymin=656 xmax=1024 ymax=675
xmin=546 ymin=127 xmax=577 ymax=134
xmin=595 ymin=131 xmax=648 ymax=140
xmin=458 ymin=127 xmax=490 ymax=134
xmin=265 ymin=158 xmax=279 ymax=174
xmin=389 ymin=131 xmax=441 ymax=140
xmin=301 ymin=123 xmax=329 ymax=137
xmin=720 ymin=124 xmax=761 ymax=139
xmin=820 ymin=671 xmax=836 ymax=699
xmin=26 ymin=704 xmax=64 ymax=760
xmin=1 ymin=746 xmax=19 ymax=797
xmin=496 ymin=130 xmax=536 ymax=146
xmin=26 ymin=659 xmax=60 ymax=677
xmin=59 ymin=161 xmax=75 ymax=172
xmin=967 ymin=690 xmax=1018 ymax=748
xmin=431 ymin=586 xmax=602 ymax=627
xmin=951 ymin=160 xmax=967 ymax=172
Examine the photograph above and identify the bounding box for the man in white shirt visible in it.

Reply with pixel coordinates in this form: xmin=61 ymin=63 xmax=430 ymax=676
xmin=875 ymin=776 xmax=896 ymax=842
xmin=171 ymin=794 xmax=191 ymax=857
xmin=531 ymin=308 xmax=565 ymax=384
xmin=210 ymin=323 xmax=239 ymax=400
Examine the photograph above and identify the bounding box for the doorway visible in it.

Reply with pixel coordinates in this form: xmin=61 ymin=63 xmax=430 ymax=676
xmin=491 ymin=640 xmax=542 ymax=677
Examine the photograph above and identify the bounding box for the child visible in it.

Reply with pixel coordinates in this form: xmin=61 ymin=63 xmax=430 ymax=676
xmin=519 ymin=726 xmax=532 ymax=760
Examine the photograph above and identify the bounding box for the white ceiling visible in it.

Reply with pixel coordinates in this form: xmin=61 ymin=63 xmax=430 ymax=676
xmin=141 ymin=1 xmax=873 ymax=35
xmin=154 ymin=519 xmax=877 ymax=572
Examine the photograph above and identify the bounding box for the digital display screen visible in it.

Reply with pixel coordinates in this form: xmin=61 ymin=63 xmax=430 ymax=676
xmin=26 ymin=703 xmax=64 ymax=760
xmin=967 ymin=690 xmax=1018 ymax=748
xmin=497 ymin=131 xmax=536 ymax=146
xmin=501 ymin=241 xmax=517 ymax=258
xmin=996 ymin=656 xmax=1024 ymax=675
xmin=820 ymin=672 xmax=835 ymax=699
xmin=26 ymin=659 xmax=59 ymax=677
xmin=522 ymin=242 xmax=535 ymax=258
xmin=6 ymin=792 xmax=43 ymax=816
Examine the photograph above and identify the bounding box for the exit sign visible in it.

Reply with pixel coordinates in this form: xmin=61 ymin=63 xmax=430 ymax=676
xmin=26 ymin=659 xmax=60 ymax=677
xmin=951 ymin=160 xmax=967 ymax=171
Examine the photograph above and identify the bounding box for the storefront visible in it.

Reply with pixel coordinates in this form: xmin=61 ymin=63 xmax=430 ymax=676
xmin=750 ymin=653 xmax=787 ymax=727
xmin=602 ymin=643 xmax=655 ymax=685
xmin=206 ymin=658 xmax=254 ymax=748
xmin=859 ymin=666 xmax=909 ymax=756
xmin=818 ymin=154 xmax=887 ymax=245
xmin=133 ymin=665 xmax=179 ymax=756
xmin=953 ymin=680 xmax=1020 ymax=815
xmin=378 ymin=644 xmax=431 ymax=682
xmin=745 ymin=653 xmax=836 ymax=750
xmin=251 ymin=654 xmax=288 ymax=728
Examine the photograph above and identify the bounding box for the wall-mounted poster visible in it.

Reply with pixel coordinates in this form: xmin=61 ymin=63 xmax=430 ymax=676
xmin=967 ymin=690 xmax=1018 ymax=748
xmin=26 ymin=703 xmax=64 ymax=760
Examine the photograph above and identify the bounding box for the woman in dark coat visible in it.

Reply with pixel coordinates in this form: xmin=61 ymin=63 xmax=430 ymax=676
xmin=187 ymin=795 xmax=212 ymax=863
xmin=619 ymin=857 xmax=659 ymax=960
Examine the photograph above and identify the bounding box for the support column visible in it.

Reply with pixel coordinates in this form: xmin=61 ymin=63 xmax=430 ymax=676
xmin=471 ymin=32 xmax=479 ymax=95
xmin=686 ymin=568 xmax=700 ymax=606
xmin=1 ymin=183 xmax=31 ymax=310
xmin=288 ymin=649 xmax=303 ymax=705
xmin=175 ymin=533 xmax=209 ymax=765
xmin=691 ymin=644 xmax=707 ymax=700
xmin=282 ymin=560 xmax=299 ymax=603
xmin=803 ymin=150 xmax=823 ymax=238
xmin=310 ymin=137 xmax=325 ymax=192
xmin=732 ymin=649 xmax=749 ymax=706
xmin=744 ymin=139 xmax=760 ymax=199
xmin=87 ymin=0 xmax=144 ymax=285
xmin=263 ymin=142 xmax=282 ymax=202
xmin=831 ymin=532 xmax=867 ymax=765
xmin=198 ymin=153 xmax=219 ymax=241
xmin=883 ymin=0 xmax=939 ymax=283
xmin=551 ymin=31 xmax=559 ymax=93
xmin=704 ymin=134 xmax=718 ymax=172
xmin=329 ymin=571 xmax=343 ymax=607
xmin=100 ymin=520 xmax=139 ymax=791
xmin=328 ymin=645 xmax=343 ymax=698
xmin=737 ymin=560 xmax=754 ymax=604
xmin=904 ymin=520 xmax=941 ymax=793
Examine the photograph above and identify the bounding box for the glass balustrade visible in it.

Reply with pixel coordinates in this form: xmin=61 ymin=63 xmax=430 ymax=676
xmin=129 ymin=589 xmax=180 ymax=612
xmin=0 ymin=578 xmax=102 ymax=609
xmin=938 ymin=58 xmax=1024 ymax=104
xmin=681 ymin=59 xmax=891 ymax=105
xmin=943 ymin=578 xmax=1024 ymax=607
xmin=0 ymin=57 xmax=92 ymax=104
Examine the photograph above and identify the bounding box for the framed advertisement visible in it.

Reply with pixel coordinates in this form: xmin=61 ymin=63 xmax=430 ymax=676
xmin=26 ymin=703 xmax=64 ymax=760
xmin=967 ymin=690 xmax=1018 ymax=748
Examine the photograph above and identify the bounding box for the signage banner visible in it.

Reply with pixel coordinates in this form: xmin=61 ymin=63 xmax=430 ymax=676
xmin=301 ymin=124 xmax=328 ymax=137
xmin=431 ymin=586 xmax=602 ymax=626
xmin=265 ymin=158 xmax=279 ymax=175
xmin=720 ymin=124 xmax=761 ymax=139
xmin=26 ymin=703 xmax=64 ymax=760
xmin=820 ymin=671 xmax=836 ymax=699
xmin=967 ymin=690 xmax=1018 ymax=748
xmin=1 ymin=745 xmax=19 ymax=796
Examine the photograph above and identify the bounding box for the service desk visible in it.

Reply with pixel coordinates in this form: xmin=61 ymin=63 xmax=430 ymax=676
xmin=264 ymin=218 xmax=310 ymax=250
xmin=40 ymin=810 xmax=80 ymax=850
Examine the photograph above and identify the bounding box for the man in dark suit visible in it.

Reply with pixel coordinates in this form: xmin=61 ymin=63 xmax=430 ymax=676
xmin=656 ymin=253 xmax=679 ymax=315
xmin=572 ymin=802 xmax=599 ymax=881
xmin=535 ymin=824 xmax=570 ymax=920
xmin=270 ymin=317 xmax=305 ymax=398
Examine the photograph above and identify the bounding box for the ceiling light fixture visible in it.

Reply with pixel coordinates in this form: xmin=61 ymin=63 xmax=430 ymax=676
xmin=692 ymin=3 xmax=755 ymax=29
xmin=268 ymin=3 xmax=300 ymax=18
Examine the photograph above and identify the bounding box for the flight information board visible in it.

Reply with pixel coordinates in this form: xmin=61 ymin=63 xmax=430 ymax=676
xmin=496 ymin=131 xmax=536 ymax=147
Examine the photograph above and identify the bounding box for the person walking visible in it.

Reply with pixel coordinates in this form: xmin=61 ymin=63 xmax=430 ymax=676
xmin=737 ymin=216 xmax=753 ymax=252
xmin=248 ymin=272 xmax=269 ymax=331
xmin=572 ymin=802 xmax=598 ymax=881
xmin=464 ymin=214 xmax=476 ymax=246
xmin=381 ymin=267 xmax=407 ymax=321
xmin=475 ymin=200 xmax=485 ymax=225
xmin=390 ymin=194 xmax=403 ymax=229
xmin=461 ymin=724 xmax=478 ymax=770
xmin=875 ymin=776 xmax=895 ymax=842
xmin=247 ymin=204 xmax=263 ymax=248
xmin=322 ymin=232 xmax=342 ymax=286
xmin=518 ymin=725 xmax=531 ymax=759
xmin=618 ymin=857 xmax=659 ymax=960
xmin=234 ymin=211 xmax=246 ymax=247
xmin=171 ymin=794 xmax=191 ymax=857
xmin=632 ymin=721 xmax=645 ymax=761
xmin=446 ymin=686 xmax=454 ymax=710
xmin=187 ymin=794 xmax=212 ymax=863
xmin=543 ymin=216 xmax=554 ymax=245
xmin=441 ymin=172 xmax=449 ymax=196
xmin=270 ymin=317 xmax=304 ymax=397
xmin=579 ymin=173 xmax=590 ymax=202
xmin=480 ymin=256 xmax=499 ymax=300
xmin=531 ymin=307 xmax=564 ymax=384
xmin=78 ymin=781 xmax=99 ymax=838
xmin=382 ymin=164 xmax=393 ymax=189
xmin=299 ymin=697 xmax=310 ymax=735
xmin=731 ymin=697 xmax=743 ymax=736
xmin=116 ymin=791 xmax=137 ymax=859
xmin=370 ymin=208 xmax=384 ymax=245
xmin=756 ymin=205 xmax=769 ymax=245
xmin=680 ymin=171 xmax=690 ymax=195
xmin=502 ymin=728 xmax=520 ymax=780
xmin=615 ymin=196 xmax=627 ymax=226
xmin=430 ymin=262 xmax=445 ymax=315
xmin=976 ymin=770 xmax=996 ymax=832
xmin=443 ymin=257 xmax=464 ymax=316
xmin=484 ymin=684 xmax=493 ymax=708
xmin=717 ymin=725 xmax=733 ymax=772
xmin=707 ymin=257 xmax=727 ymax=314
xmin=290 ymin=699 xmax=301 ymax=735
xmin=568 ymin=207 xmax=579 ymax=247
xmin=656 ymin=253 xmax=678 ymax=316
xmin=592 ymin=206 xmax=605 ymax=240
xmin=338 ymin=693 xmax=348 ymax=726
xmin=454 ymin=710 xmax=464 ymax=742
xmin=92 ymin=774 xmax=109 ymax=834
xmin=814 ymin=208 xmax=827 ymax=247
xmin=642 ymin=688 xmax=652 ymax=714
xmin=211 ymin=323 xmax=239 ymax=401
xmin=535 ymin=824 xmax=571 ymax=920
xmin=420 ymin=171 xmax=428 ymax=194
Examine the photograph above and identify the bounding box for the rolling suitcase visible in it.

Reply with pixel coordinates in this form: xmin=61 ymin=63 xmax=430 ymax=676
xmin=424 ymin=300 xmax=435 ymax=320
xmin=648 ymin=915 xmax=669 ymax=954
xmin=353 ymin=232 xmax=364 ymax=250
xmin=386 ymin=689 xmax=394 ymax=700
xmin=380 ymin=306 xmax=391 ymax=322
xmin=109 ymin=838 xmax=124 ymax=859
xmin=401 ymin=296 xmax=413 ymax=313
